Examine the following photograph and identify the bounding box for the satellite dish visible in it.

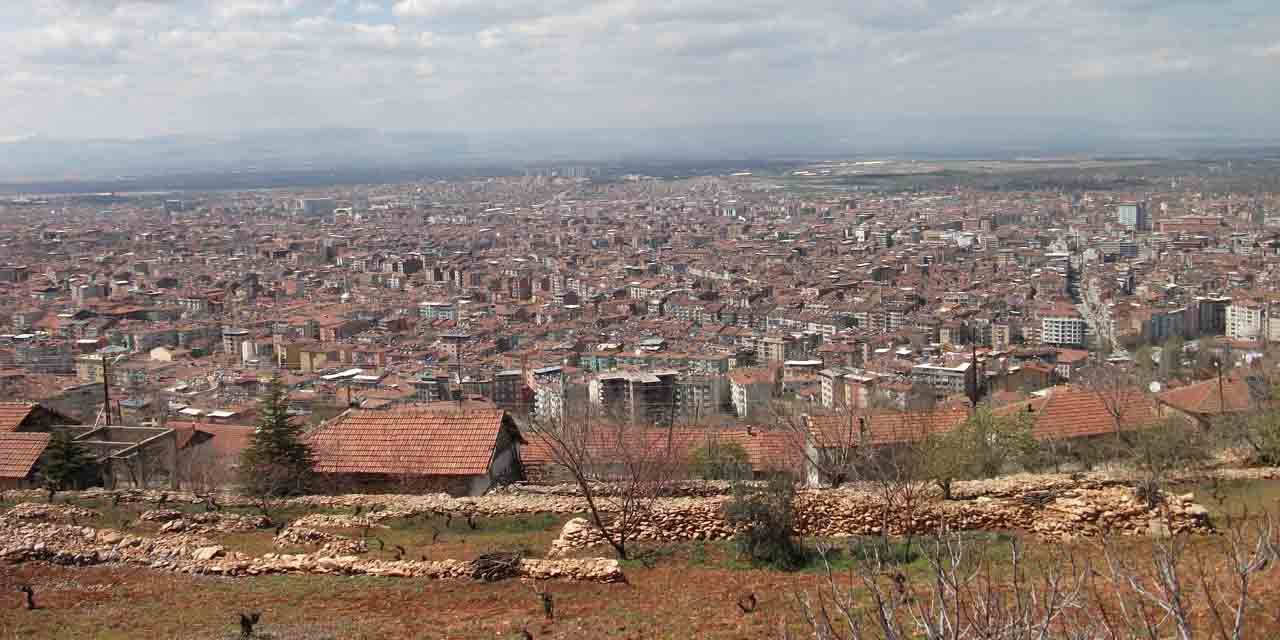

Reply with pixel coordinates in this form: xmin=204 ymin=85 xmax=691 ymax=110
xmin=1149 ymin=381 xmax=1163 ymax=394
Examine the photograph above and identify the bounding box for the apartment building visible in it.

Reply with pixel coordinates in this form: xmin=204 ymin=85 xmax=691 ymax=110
xmin=1226 ymin=301 xmax=1266 ymax=342
xmin=588 ymin=369 xmax=677 ymax=425
xmin=1040 ymin=310 xmax=1087 ymax=347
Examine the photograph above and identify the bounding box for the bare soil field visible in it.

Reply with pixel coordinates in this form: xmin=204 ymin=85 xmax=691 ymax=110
xmin=1 ymin=477 xmax=1279 ymax=639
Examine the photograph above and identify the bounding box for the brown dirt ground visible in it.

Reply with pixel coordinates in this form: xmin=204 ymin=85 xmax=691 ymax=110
xmin=3 ymin=478 xmax=1280 ymax=639
xmin=0 ymin=556 xmax=816 ymax=639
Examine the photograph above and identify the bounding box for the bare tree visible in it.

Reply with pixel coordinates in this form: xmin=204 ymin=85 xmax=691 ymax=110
xmin=175 ymin=445 xmax=237 ymax=495
xmin=1075 ymin=362 xmax=1147 ymax=442
xmin=527 ymin=407 xmax=680 ymax=560
xmin=789 ymin=527 xmax=1094 ymax=640
xmin=787 ymin=514 xmax=1280 ymax=640
xmin=771 ymin=402 xmax=863 ymax=488
xmin=854 ymin=412 xmax=936 ymax=554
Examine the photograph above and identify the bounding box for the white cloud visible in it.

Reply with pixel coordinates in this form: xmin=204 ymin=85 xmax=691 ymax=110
xmin=215 ymin=0 xmax=303 ymax=20
xmin=1 ymin=0 xmax=1280 ymax=140
xmin=1071 ymin=48 xmax=1209 ymax=79
xmin=391 ymin=0 xmax=459 ymax=18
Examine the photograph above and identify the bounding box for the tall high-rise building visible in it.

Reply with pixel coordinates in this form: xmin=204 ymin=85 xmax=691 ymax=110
xmin=1117 ymin=202 xmax=1149 ymax=230
xmin=298 ymin=198 xmax=337 ymax=217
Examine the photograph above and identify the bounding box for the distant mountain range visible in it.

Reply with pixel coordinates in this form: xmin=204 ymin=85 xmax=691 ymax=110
xmin=0 ymin=119 xmax=1274 ymax=188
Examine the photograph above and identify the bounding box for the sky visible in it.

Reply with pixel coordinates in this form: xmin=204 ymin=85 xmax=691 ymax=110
xmin=2 ymin=0 xmax=1280 ymax=142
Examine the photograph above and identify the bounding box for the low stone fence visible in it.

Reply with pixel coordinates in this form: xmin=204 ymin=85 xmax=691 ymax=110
xmin=273 ymin=526 xmax=369 ymax=555
xmin=139 ymin=509 xmax=272 ymax=534
xmin=5 ymin=466 xmax=1273 ymax=522
xmin=5 ymin=502 xmax=98 ymax=523
xmin=0 ymin=516 xmax=625 ymax=583
xmin=547 ymin=485 xmax=1214 ymax=555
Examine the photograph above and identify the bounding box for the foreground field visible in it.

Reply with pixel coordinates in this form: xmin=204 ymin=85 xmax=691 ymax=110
xmin=1 ymin=476 xmax=1279 ymax=639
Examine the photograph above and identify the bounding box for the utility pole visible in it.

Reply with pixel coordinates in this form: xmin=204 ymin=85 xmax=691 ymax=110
xmin=98 ymin=346 xmax=126 ymax=426
xmin=102 ymin=354 xmax=111 ymax=426
xmin=1215 ymin=358 xmax=1226 ymax=412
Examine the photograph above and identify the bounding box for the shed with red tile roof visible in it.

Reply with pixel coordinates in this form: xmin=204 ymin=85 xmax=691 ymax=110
xmin=0 ymin=432 xmax=51 ymax=489
xmin=1157 ymin=376 xmax=1262 ymax=427
xmin=308 ymin=407 xmax=524 ymax=496
xmin=996 ymin=385 xmax=1162 ymax=440
xmin=0 ymin=402 xmax=81 ymax=433
xmin=804 ymin=407 xmax=971 ymax=448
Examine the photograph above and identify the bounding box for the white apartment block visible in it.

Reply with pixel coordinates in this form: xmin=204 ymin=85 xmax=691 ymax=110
xmin=1226 ymin=303 xmax=1266 ymax=342
xmin=1040 ymin=315 xmax=1086 ymax=347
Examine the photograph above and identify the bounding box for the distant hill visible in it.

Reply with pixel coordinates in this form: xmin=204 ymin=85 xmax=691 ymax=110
xmin=0 ymin=119 xmax=1272 ymax=187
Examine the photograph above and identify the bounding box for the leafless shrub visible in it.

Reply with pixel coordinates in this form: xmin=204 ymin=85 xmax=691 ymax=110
xmin=787 ymin=513 xmax=1280 ymax=640
xmin=527 ymin=410 xmax=680 ymax=560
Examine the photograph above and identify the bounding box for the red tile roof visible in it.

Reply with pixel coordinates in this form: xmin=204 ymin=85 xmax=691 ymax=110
xmin=805 ymin=407 xmax=971 ymax=447
xmin=309 ymin=407 xmax=509 ymax=476
xmin=729 ymin=368 xmax=776 ymax=386
xmin=1157 ymin=377 xmax=1256 ymax=417
xmin=999 ymin=385 xmax=1160 ymax=439
xmin=0 ymin=402 xmax=36 ymax=433
xmin=522 ymin=426 xmax=804 ymax=475
xmin=168 ymin=421 xmax=256 ymax=458
xmin=0 ymin=432 xmax=50 ymax=479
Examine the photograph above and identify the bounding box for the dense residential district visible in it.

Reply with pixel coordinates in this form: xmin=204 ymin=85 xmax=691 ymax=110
xmin=0 ymin=167 xmax=1277 ymax=491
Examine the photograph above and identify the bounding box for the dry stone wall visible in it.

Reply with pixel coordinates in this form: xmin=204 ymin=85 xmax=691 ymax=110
xmin=547 ymin=485 xmax=1214 ymax=555
xmin=7 ymin=502 xmax=99 ymax=523
xmin=4 ymin=466 xmax=1264 ymax=523
xmin=0 ymin=515 xmax=625 ymax=583
xmin=0 ymin=469 xmax=1235 ymax=562
xmin=138 ymin=509 xmax=272 ymax=534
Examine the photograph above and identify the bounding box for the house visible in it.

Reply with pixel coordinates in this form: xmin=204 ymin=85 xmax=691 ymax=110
xmin=1157 ymin=376 xmax=1262 ymax=429
xmin=728 ymin=367 xmax=780 ymax=418
xmin=998 ymin=384 xmax=1161 ymax=441
xmin=998 ymin=361 xmax=1056 ymax=393
xmin=521 ymin=425 xmax=803 ymax=482
xmin=801 ymin=383 xmax=1165 ymax=486
xmin=171 ymin=421 xmax=256 ymax=491
xmin=308 ymin=407 xmax=525 ymax=496
xmin=0 ymin=432 xmax=52 ymax=489
xmin=802 ymin=407 xmax=971 ymax=486
xmin=0 ymin=402 xmax=79 ymax=433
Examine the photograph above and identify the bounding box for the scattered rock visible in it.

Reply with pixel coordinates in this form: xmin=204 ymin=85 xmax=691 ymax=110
xmin=0 ymin=516 xmax=624 ymax=583
xmin=193 ymin=545 xmax=225 ymax=561
xmin=6 ymin=503 xmax=98 ymax=523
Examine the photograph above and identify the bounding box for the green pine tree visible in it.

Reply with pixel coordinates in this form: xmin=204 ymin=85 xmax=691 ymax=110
xmin=240 ymin=377 xmax=314 ymax=496
xmin=41 ymin=431 xmax=93 ymax=490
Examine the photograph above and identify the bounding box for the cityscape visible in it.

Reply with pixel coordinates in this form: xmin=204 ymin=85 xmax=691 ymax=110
xmin=1 ymin=160 xmax=1277 ymax=429
xmin=5 ymin=0 xmax=1280 ymax=638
